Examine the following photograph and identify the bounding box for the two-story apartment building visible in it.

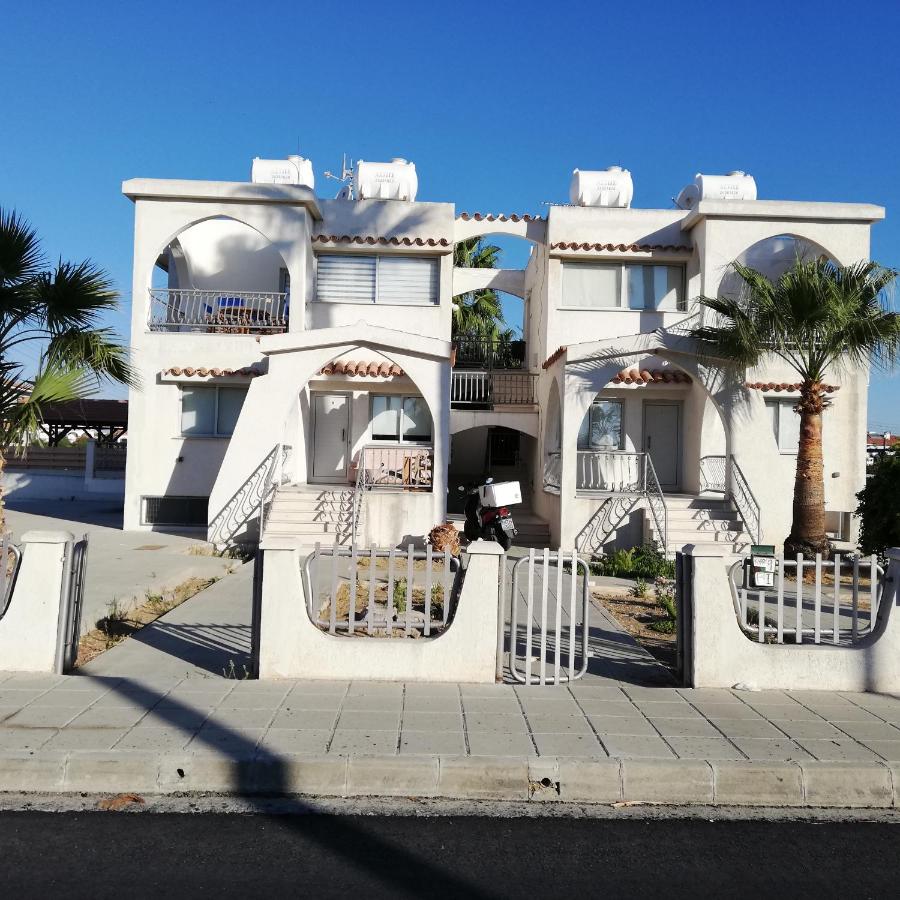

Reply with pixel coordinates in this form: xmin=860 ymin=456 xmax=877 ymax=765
xmin=121 ymin=160 xmax=882 ymax=556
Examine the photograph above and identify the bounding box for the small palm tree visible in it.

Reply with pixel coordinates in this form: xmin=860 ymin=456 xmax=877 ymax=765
xmin=691 ymin=258 xmax=900 ymax=556
xmin=452 ymin=236 xmax=506 ymax=340
xmin=0 ymin=208 xmax=136 ymax=527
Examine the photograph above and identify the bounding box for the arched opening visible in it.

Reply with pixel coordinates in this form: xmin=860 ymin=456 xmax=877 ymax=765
xmin=717 ymin=234 xmax=834 ymax=302
xmin=151 ymin=216 xmax=291 ymax=334
xmin=542 ymin=378 xmax=562 ymax=493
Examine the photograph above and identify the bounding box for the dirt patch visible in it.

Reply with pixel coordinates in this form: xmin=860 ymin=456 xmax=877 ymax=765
xmin=592 ymin=587 xmax=677 ymax=671
xmin=74 ymin=575 xmax=220 ymax=667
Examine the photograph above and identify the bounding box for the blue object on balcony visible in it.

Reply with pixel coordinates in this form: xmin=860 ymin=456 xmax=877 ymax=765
xmin=217 ymin=296 xmax=245 ymax=309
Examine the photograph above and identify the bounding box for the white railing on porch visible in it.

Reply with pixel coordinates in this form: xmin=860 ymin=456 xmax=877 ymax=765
xmin=576 ymin=450 xmax=643 ymax=493
xmin=149 ymin=288 xmax=288 ymax=333
xmin=699 ymin=455 xmax=727 ymax=493
xmin=354 ymin=444 xmax=434 ymax=491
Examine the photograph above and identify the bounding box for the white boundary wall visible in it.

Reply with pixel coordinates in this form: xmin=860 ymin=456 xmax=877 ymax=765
xmin=258 ymin=540 xmax=503 ymax=682
xmin=0 ymin=531 xmax=73 ymax=672
xmin=687 ymin=546 xmax=900 ymax=692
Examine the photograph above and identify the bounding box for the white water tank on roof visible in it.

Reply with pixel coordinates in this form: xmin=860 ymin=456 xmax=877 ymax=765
xmin=675 ymin=170 xmax=756 ymax=209
xmin=251 ymin=155 xmax=315 ymax=189
xmin=569 ymin=166 xmax=633 ymax=208
xmin=353 ymin=158 xmax=418 ymax=201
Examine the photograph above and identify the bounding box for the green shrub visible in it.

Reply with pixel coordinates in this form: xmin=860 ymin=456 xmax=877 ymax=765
xmin=857 ymin=454 xmax=900 ymax=559
xmin=591 ymin=543 xmax=675 ymax=580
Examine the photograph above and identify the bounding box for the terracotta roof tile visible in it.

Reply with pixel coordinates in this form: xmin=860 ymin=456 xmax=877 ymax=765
xmin=457 ymin=212 xmax=544 ymax=223
xmin=542 ymin=346 xmax=567 ymax=370
xmin=163 ymin=366 xmax=261 ymax=378
xmin=320 ymin=360 xmax=405 ymax=377
xmin=613 ymin=368 xmax=691 ymax=385
xmin=312 ymin=234 xmax=450 ymax=247
xmin=744 ymin=382 xmax=840 ymax=393
xmin=550 ymin=241 xmax=692 ymax=253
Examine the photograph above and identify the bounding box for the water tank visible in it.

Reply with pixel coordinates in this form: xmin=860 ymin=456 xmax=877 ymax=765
xmin=569 ymin=166 xmax=633 ymax=208
xmin=251 ymin=155 xmax=315 ymax=189
xmin=353 ymin=158 xmax=418 ymax=201
xmin=675 ymin=170 xmax=757 ymax=209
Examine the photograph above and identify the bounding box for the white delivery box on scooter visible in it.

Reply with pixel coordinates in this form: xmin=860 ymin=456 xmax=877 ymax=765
xmin=478 ymin=481 xmax=522 ymax=507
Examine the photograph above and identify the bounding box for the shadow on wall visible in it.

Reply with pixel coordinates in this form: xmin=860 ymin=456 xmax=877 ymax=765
xmin=208 ymin=445 xmax=281 ymax=546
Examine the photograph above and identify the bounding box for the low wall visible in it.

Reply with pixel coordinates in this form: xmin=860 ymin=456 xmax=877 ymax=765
xmin=0 ymin=531 xmax=73 ymax=672
xmin=686 ymin=547 xmax=900 ymax=692
xmin=257 ymin=540 xmax=503 ymax=682
xmin=2 ymin=470 xmax=124 ymax=501
xmin=360 ymin=491 xmax=435 ymax=547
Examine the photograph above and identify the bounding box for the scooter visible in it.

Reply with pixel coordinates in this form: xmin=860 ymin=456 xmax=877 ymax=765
xmin=458 ymin=478 xmax=518 ymax=551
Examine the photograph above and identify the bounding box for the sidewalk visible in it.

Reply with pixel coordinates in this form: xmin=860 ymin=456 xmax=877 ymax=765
xmin=1 ymin=672 xmax=899 ymax=807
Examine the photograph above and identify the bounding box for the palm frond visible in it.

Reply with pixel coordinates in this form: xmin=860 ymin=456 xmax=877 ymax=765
xmin=0 ymin=207 xmax=44 ymax=287
xmin=46 ymin=328 xmax=139 ymax=388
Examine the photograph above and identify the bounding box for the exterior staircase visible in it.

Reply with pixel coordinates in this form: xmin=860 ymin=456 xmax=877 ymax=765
xmin=263 ymin=484 xmax=355 ymax=545
xmin=648 ymin=494 xmax=751 ymax=558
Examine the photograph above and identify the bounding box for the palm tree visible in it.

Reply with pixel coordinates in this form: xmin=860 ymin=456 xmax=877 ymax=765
xmin=691 ymin=257 xmax=900 ymax=556
xmin=0 ymin=208 xmax=136 ymax=527
xmin=452 ymin=236 xmax=506 ymax=340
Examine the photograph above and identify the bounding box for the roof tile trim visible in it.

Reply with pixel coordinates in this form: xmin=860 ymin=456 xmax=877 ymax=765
xmin=320 ymin=360 xmax=405 ymax=377
xmin=312 ymin=235 xmax=450 ymax=247
xmin=457 ymin=212 xmax=545 ymax=223
xmin=163 ymin=366 xmax=260 ymax=378
xmin=745 ymin=382 xmax=840 ymax=393
xmin=550 ymin=241 xmax=692 ymax=253
xmin=613 ymin=368 xmax=692 ymax=385
xmin=542 ymin=346 xmax=567 ymax=370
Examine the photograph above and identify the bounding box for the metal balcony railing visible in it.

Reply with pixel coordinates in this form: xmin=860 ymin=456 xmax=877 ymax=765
xmin=451 ymin=371 xmax=537 ymax=406
xmin=452 ymin=337 xmax=526 ymax=370
xmin=149 ymin=289 xmax=289 ymax=333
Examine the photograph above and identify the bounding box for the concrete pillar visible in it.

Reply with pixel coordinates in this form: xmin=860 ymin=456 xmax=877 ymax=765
xmin=0 ymin=530 xmax=74 ymax=673
xmin=84 ymin=439 xmax=96 ymax=483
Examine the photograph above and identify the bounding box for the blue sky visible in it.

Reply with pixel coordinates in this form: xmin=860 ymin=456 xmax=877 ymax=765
xmin=2 ymin=0 xmax=898 ymax=427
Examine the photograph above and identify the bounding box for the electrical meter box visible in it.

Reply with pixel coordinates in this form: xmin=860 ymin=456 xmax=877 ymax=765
xmin=745 ymin=544 xmax=777 ymax=589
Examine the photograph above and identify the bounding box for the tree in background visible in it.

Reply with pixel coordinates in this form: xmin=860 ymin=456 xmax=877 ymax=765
xmin=857 ymin=453 xmax=900 ymax=558
xmin=0 ymin=208 xmax=136 ymax=527
xmin=691 ymin=258 xmax=900 ymax=556
xmin=452 ymin=236 xmax=506 ymax=339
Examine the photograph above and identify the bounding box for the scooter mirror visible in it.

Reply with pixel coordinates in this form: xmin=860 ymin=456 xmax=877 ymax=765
xmin=485 ymin=477 xmax=494 ymax=484
xmin=456 ymin=485 xmax=465 ymax=492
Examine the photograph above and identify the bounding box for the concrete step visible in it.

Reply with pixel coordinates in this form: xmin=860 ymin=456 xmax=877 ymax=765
xmin=280 ymin=483 xmax=354 ymax=496
xmin=265 ymin=521 xmax=350 ymax=536
xmin=266 ymin=511 xmax=353 ymax=525
xmin=657 ymin=528 xmax=745 ymax=545
xmin=665 ymin=508 xmax=738 ymax=524
xmin=663 ymin=494 xmax=733 ymax=510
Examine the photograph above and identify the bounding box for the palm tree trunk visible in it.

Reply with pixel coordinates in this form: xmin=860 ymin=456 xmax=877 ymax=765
xmin=785 ymin=383 xmax=830 ymax=556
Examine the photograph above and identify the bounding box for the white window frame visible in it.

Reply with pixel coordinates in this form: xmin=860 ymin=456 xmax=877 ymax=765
xmin=315 ymin=254 xmax=439 ymax=305
xmin=179 ymin=385 xmax=248 ymax=438
xmin=578 ymin=398 xmax=625 ymax=451
xmin=765 ymin=398 xmax=801 ymax=454
xmin=369 ymin=394 xmax=433 ymax=444
xmin=561 ymin=261 xmax=686 ymax=311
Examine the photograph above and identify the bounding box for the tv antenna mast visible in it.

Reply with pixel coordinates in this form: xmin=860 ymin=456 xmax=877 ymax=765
xmin=323 ymin=153 xmax=355 ymax=199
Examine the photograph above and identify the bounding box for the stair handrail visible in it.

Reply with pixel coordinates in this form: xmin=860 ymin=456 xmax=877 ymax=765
xmin=643 ymin=453 xmax=669 ymax=557
xmin=350 ymin=448 xmax=368 ymax=546
xmin=259 ymin=443 xmax=291 ymax=540
xmin=729 ymin=458 xmax=761 ymax=544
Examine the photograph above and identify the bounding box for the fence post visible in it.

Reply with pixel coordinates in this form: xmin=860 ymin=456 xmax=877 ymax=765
xmin=84 ymin=439 xmax=96 ymax=485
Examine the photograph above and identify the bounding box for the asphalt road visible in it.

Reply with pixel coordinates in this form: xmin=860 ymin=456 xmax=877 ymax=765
xmin=2 ymin=811 xmax=900 ymax=898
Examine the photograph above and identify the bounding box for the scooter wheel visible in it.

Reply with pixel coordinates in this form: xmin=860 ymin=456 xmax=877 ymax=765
xmin=464 ymin=521 xmax=480 ymax=541
xmin=493 ymin=524 xmax=512 ymax=551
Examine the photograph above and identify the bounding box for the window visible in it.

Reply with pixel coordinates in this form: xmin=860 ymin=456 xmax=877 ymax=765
xmin=370 ymin=395 xmax=432 ymax=442
xmin=578 ymin=399 xmax=624 ymax=450
xmin=180 ymin=386 xmax=248 ymax=437
xmin=316 ymin=254 xmax=439 ymax=305
xmin=765 ymin=399 xmax=801 ymax=453
xmin=143 ymin=496 xmax=208 ymax=526
xmin=562 ymin=261 xmax=685 ymax=311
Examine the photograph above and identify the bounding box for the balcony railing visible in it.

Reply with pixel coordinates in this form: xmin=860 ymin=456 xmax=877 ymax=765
xmin=353 ymin=444 xmax=434 ymax=491
xmin=576 ymin=450 xmax=644 ymax=493
xmin=149 ymin=289 xmax=288 ymax=333
xmin=452 ymin=337 xmax=526 ymax=370
xmin=451 ymin=371 xmax=537 ymax=406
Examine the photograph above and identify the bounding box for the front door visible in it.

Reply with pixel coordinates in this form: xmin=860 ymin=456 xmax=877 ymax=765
xmin=643 ymin=402 xmax=681 ymax=490
xmin=312 ymin=393 xmax=350 ymax=482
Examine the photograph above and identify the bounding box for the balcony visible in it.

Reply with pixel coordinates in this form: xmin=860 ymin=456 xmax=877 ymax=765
xmin=452 ymin=337 xmax=526 ymax=371
xmin=149 ymin=289 xmax=288 ymax=334
xmin=451 ymin=371 xmax=537 ymax=407
xmin=353 ymin=445 xmax=434 ymax=491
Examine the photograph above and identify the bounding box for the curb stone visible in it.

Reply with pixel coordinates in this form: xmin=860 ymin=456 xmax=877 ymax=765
xmin=0 ymin=751 xmax=898 ymax=808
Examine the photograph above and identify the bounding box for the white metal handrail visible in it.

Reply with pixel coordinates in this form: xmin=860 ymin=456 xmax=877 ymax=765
xmin=259 ymin=443 xmax=291 ymax=537
xmin=730 ymin=459 xmax=761 ymax=544
xmin=699 ymin=455 xmax=727 ymax=493
xmin=728 ymin=553 xmax=884 ymax=645
xmin=643 ymin=453 xmax=668 ymax=557
xmin=149 ymin=288 xmax=288 ymax=333
xmin=576 ymin=450 xmax=643 ymax=492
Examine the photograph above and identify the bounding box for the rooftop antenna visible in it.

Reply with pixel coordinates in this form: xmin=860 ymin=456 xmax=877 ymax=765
xmin=323 ymin=153 xmax=355 ymax=199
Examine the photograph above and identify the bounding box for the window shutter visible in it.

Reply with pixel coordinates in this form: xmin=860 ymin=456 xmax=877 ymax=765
xmin=377 ymin=257 xmax=438 ymax=304
xmin=316 ymin=255 xmax=376 ymax=303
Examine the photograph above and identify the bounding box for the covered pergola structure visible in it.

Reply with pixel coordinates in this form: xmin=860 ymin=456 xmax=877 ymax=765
xmin=39 ymin=399 xmax=128 ymax=446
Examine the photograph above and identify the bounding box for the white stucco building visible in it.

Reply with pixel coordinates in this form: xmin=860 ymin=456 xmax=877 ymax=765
xmin=121 ymin=160 xmax=882 ymax=556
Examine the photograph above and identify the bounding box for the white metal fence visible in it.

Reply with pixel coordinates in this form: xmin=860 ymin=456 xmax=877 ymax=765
xmin=728 ymin=553 xmax=884 ymax=645
xmin=354 ymin=444 xmax=434 ymax=490
xmin=508 ymin=549 xmax=591 ymax=684
xmin=148 ymin=289 xmax=289 ymax=333
xmin=302 ymin=543 xmax=460 ymax=638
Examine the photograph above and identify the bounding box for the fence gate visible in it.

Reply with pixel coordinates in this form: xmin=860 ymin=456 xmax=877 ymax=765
xmin=505 ymin=548 xmax=590 ymax=685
